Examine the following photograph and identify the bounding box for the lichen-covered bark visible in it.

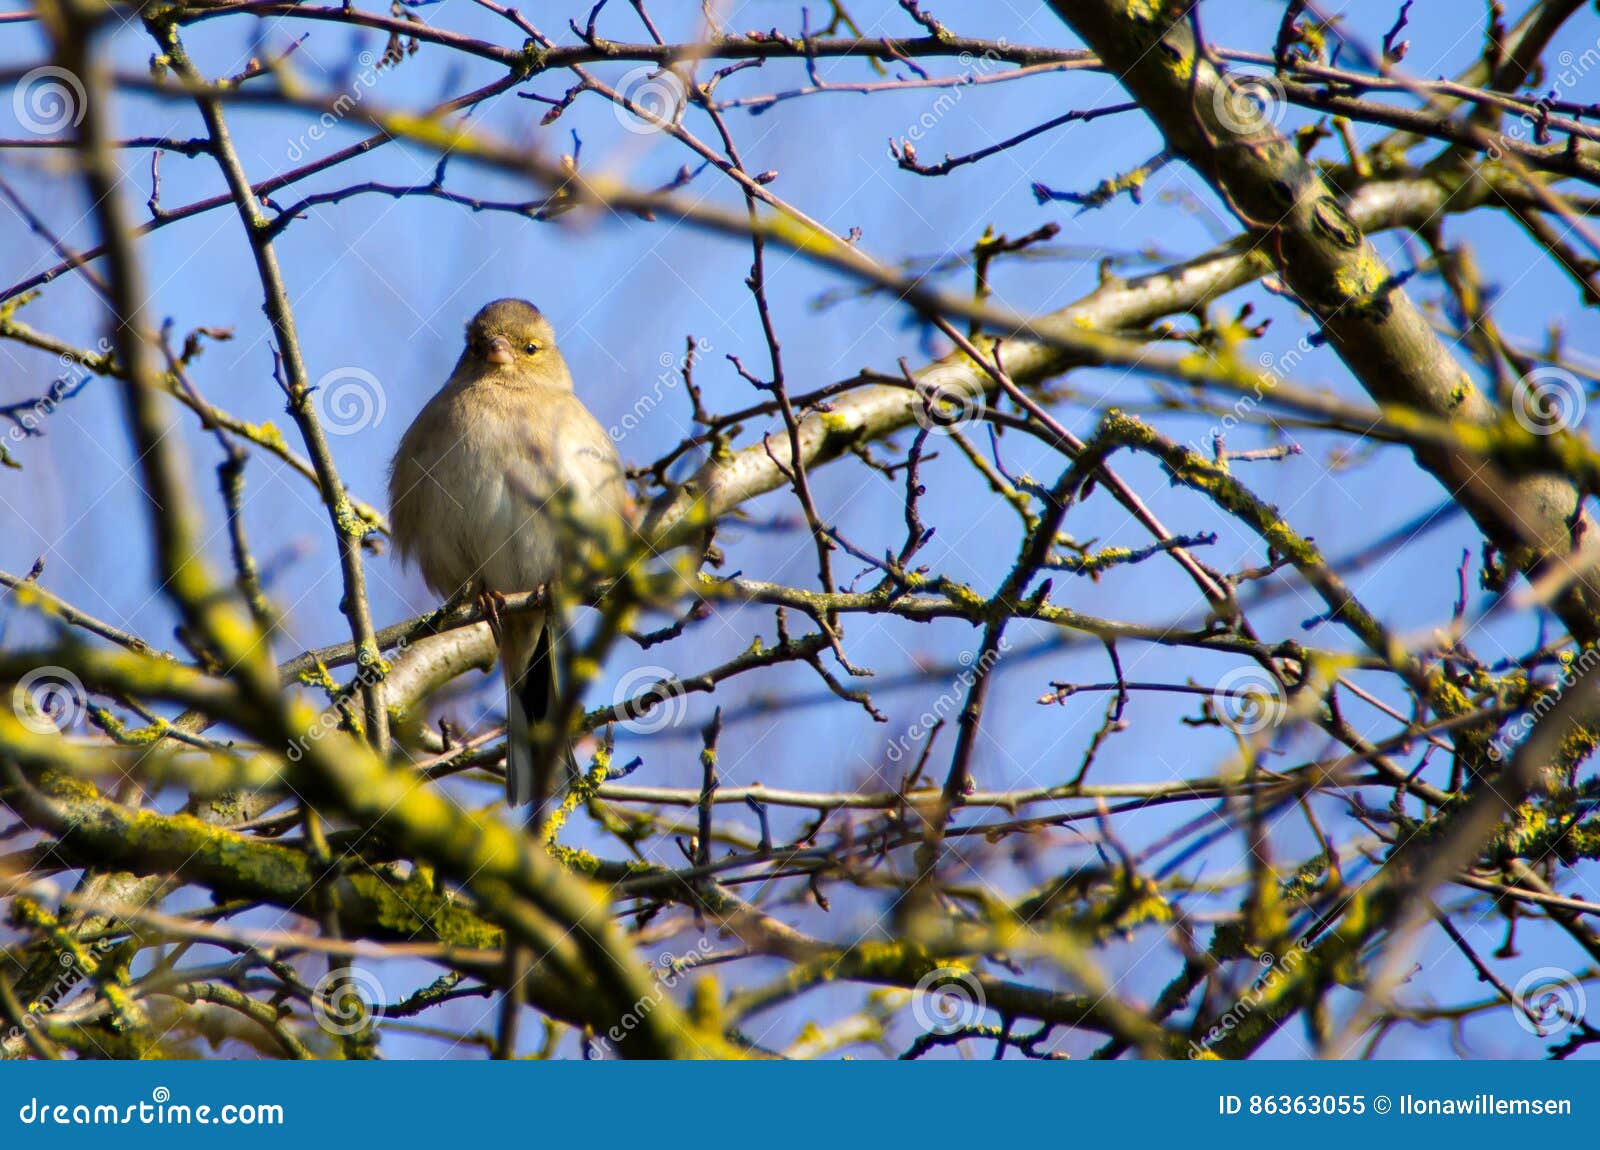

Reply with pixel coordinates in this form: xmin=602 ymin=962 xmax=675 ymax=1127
xmin=1047 ymin=0 xmax=1600 ymax=646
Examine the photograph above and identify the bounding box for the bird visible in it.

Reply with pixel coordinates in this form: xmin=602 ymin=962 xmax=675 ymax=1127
xmin=389 ymin=298 xmax=631 ymax=811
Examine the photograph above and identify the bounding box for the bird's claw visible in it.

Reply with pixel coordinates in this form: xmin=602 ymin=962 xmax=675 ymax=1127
xmin=478 ymin=586 xmax=508 ymax=644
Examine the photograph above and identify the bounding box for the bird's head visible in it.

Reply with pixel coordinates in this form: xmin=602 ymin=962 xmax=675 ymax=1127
xmin=461 ymin=299 xmax=567 ymax=381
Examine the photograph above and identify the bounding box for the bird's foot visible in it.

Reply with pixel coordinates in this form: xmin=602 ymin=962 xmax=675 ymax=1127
xmin=477 ymin=586 xmax=508 ymax=644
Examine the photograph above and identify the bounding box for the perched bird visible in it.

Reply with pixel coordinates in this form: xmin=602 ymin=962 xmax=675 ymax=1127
xmin=389 ymin=299 xmax=631 ymax=810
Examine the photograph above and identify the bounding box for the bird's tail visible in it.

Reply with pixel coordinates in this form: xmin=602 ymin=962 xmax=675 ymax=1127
xmin=501 ymin=611 xmax=575 ymax=813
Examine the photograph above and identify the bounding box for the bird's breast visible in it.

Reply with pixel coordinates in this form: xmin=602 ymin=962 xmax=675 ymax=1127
xmin=390 ymin=384 xmax=623 ymax=598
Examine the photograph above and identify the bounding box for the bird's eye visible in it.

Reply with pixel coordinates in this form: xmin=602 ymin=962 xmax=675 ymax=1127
xmin=524 ymin=342 xmax=539 ymax=355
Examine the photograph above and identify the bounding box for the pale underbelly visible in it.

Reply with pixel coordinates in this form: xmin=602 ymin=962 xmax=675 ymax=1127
xmin=414 ymin=457 xmax=564 ymax=597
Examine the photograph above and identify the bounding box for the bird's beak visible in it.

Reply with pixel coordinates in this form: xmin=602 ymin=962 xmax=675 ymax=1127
xmin=485 ymin=335 xmax=514 ymax=366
